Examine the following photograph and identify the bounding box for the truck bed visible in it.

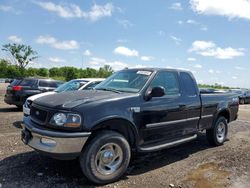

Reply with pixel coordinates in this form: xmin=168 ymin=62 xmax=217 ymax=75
xmin=199 ymin=92 xmax=239 ymax=130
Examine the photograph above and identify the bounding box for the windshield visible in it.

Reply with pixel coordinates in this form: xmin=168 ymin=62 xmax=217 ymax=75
xmin=10 ymin=79 xmax=21 ymax=86
xmin=94 ymin=70 xmax=152 ymax=93
xmin=55 ymin=80 xmax=88 ymax=92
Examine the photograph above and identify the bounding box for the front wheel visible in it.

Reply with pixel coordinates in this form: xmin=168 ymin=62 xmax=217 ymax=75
xmin=206 ymin=116 xmax=228 ymax=146
xmin=79 ymin=131 xmax=131 ymax=184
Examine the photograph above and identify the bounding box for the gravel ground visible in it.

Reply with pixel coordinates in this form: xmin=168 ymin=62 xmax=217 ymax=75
xmin=0 ymin=83 xmax=249 ymax=188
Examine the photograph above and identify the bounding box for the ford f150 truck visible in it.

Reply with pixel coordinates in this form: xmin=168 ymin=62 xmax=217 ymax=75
xmin=21 ymin=68 xmax=239 ymax=184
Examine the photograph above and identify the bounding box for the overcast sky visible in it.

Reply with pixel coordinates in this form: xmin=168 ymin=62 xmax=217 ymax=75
xmin=0 ymin=0 xmax=250 ymax=88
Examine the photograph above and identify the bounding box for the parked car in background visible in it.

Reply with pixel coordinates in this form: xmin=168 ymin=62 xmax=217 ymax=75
xmin=199 ymin=88 xmax=216 ymax=93
xmin=4 ymin=78 xmax=63 ymax=108
xmin=21 ymin=68 xmax=239 ymax=184
xmin=23 ymin=78 xmax=104 ymax=116
xmin=0 ymin=78 xmax=12 ymax=83
xmin=230 ymin=89 xmax=250 ymax=104
xmin=5 ymin=78 xmax=13 ymax=83
xmin=200 ymin=88 xmax=228 ymax=94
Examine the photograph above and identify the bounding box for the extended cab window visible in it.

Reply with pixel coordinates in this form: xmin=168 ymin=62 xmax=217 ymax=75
xmin=180 ymin=72 xmax=197 ymax=96
xmin=150 ymin=71 xmax=180 ymax=95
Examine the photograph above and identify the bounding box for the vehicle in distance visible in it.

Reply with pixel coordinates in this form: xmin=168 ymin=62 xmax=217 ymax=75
xmin=230 ymin=89 xmax=250 ymax=104
xmin=4 ymin=78 xmax=63 ymax=108
xmin=200 ymin=88 xmax=228 ymax=94
xmin=21 ymin=68 xmax=239 ymax=184
xmin=23 ymin=78 xmax=104 ymax=116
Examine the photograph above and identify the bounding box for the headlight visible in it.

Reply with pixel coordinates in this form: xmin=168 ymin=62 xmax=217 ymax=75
xmin=24 ymin=99 xmax=32 ymax=108
xmin=49 ymin=113 xmax=81 ymax=128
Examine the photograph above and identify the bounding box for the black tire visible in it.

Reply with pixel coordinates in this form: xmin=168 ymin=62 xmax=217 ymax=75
xmin=239 ymin=98 xmax=245 ymax=105
xmin=79 ymin=130 xmax=131 ymax=184
xmin=206 ymin=116 xmax=228 ymax=146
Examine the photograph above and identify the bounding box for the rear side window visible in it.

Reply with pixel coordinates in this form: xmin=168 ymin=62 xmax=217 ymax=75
xmin=48 ymin=81 xmax=59 ymax=88
xmin=150 ymin=71 xmax=180 ymax=95
xmin=19 ymin=79 xmax=37 ymax=86
xmin=39 ymin=80 xmax=49 ymax=87
xmin=39 ymin=80 xmax=61 ymax=88
xmin=180 ymin=72 xmax=197 ymax=96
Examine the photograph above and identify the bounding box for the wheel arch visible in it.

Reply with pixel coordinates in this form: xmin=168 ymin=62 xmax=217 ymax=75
xmin=89 ymin=118 xmax=139 ymax=150
xmin=216 ymin=109 xmax=230 ymax=123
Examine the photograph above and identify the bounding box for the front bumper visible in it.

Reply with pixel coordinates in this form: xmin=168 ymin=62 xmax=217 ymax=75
xmin=22 ymin=116 xmax=91 ymax=160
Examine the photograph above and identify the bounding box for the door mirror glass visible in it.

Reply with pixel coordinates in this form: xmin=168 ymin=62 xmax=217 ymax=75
xmin=144 ymin=86 xmax=165 ymax=101
xmin=151 ymin=86 xmax=165 ymax=97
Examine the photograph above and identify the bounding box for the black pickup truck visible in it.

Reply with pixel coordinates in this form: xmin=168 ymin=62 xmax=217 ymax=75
xmin=21 ymin=68 xmax=239 ymax=184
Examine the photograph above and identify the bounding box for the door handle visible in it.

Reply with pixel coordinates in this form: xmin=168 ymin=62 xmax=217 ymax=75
xmin=179 ymin=104 xmax=186 ymax=109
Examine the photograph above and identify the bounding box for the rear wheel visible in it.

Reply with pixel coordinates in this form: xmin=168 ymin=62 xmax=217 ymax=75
xmin=206 ymin=116 xmax=228 ymax=146
xmin=239 ymin=98 xmax=245 ymax=104
xmin=79 ymin=131 xmax=131 ymax=184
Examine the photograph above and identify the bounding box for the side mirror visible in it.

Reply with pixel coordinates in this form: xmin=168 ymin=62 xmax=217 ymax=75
xmin=39 ymin=88 xmax=48 ymax=92
xmin=144 ymin=86 xmax=165 ymax=101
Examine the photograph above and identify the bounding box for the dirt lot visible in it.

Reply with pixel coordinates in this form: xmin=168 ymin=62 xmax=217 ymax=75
xmin=0 ymin=83 xmax=250 ymax=188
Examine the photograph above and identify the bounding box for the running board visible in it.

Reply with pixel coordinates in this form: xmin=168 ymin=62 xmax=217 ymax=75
xmin=138 ymin=134 xmax=197 ymax=152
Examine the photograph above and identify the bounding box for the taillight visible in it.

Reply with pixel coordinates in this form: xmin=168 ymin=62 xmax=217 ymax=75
xmin=12 ymin=85 xmax=22 ymax=91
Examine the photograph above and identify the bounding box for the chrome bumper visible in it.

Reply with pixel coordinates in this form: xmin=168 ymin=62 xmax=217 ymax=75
xmin=22 ymin=117 xmax=91 ymax=159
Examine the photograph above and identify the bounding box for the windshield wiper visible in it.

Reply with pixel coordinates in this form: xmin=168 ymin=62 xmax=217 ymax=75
xmin=95 ymin=87 xmax=121 ymax=93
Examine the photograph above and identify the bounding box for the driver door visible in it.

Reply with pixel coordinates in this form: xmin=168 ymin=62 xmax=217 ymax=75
xmin=138 ymin=71 xmax=187 ymax=146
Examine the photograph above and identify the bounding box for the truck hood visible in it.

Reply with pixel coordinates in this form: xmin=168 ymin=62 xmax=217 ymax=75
xmin=33 ymin=90 xmax=133 ymax=109
xmin=27 ymin=91 xmax=56 ymax=101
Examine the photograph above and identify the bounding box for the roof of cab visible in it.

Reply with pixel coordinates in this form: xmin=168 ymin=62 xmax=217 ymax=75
xmin=72 ymin=78 xmax=105 ymax=82
xmin=122 ymin=67 xmax=192 ymax=74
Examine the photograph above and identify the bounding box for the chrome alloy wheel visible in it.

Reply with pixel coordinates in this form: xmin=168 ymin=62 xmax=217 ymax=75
xmin=95 ymin=143 xmax=123 ymax=175
xmin=216 ymin=122 xmax=226 ymax=143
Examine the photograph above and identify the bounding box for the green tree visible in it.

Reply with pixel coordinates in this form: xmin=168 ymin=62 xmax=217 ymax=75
xmin=86 ymin=68 xmax=97 ymax=77
xmin=63 ymin=67 xmax=78 ymax=81
xmin=49 ymin=67 xmax=61 ymax=77
xmin=37 ymin=68 xmax=49 ymax=77
xmin=0 ymin=59 xmax=9 ymax=77
xmin=6 ymin=65 xmax=21 ymax=78
xmin=78 ymin=68 xmax=87 ymax=78
xmin=0 ymin=59 xmax=23 ymax=78
xmin=98 ymin=65 xmax=113 ymax=78
xmin=26 ymin=67 xmax=38 ymax=77
xmin=2 ymin=43 xmax=38 ymax=75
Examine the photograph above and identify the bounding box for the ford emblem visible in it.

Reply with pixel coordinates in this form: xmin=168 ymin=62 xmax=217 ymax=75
xmin=35 ymin=111 xmax=40 ymax=116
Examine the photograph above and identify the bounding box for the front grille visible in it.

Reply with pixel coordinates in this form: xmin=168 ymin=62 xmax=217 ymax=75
xmin=30 ymin=105 xmax=48 ymax=125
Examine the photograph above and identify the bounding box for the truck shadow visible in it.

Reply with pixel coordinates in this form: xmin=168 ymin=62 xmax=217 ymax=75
xmin=0 ymin=107 xmax=22 ymax=112
xmin=128 ymin=133 xmax=211 ymax=176
xmin=0 ymin=133 xmax=213 ymax=186
xmin=13 ymin=121 xmax=23 ymax=129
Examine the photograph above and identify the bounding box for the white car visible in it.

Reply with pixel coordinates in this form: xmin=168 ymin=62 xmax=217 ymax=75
xmin=23 ymin=78 xmax=104 ymax=116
